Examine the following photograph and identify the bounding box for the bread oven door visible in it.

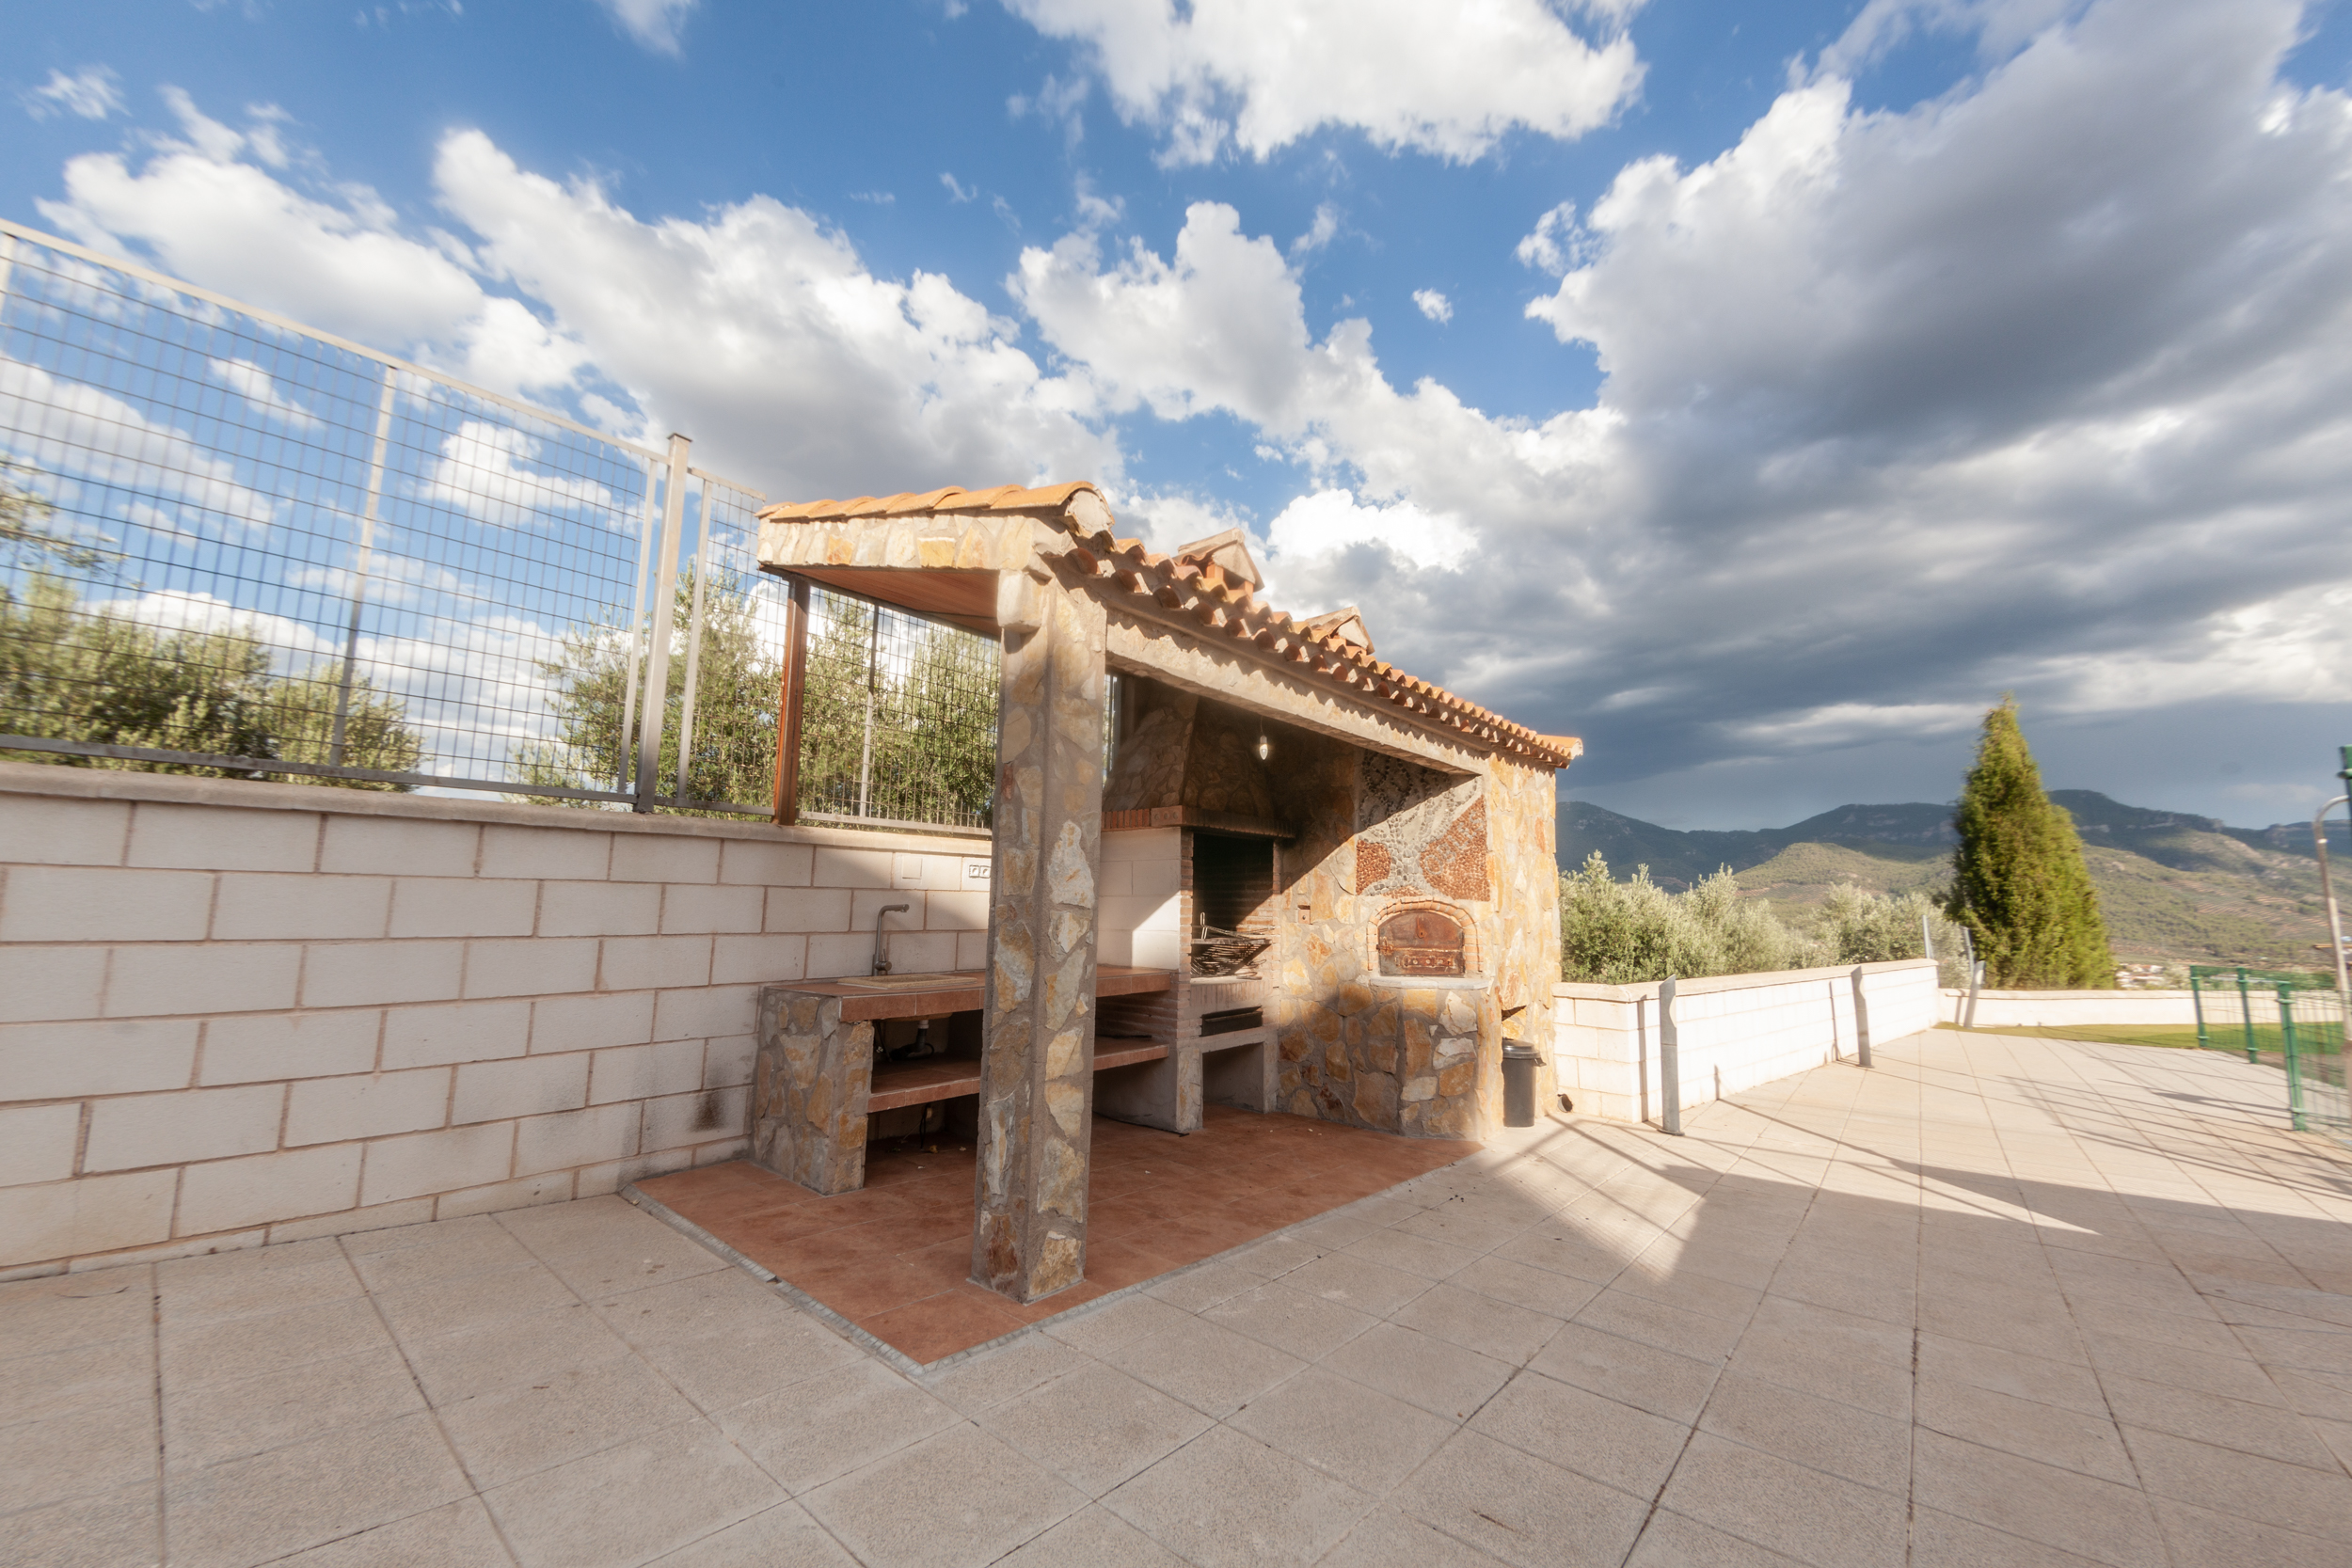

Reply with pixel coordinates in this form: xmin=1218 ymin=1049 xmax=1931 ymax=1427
xmin=1375 ymin=908 xmax=1468 ymax=978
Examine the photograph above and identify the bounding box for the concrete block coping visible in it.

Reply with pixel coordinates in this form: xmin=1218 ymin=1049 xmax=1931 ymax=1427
xmin=0 ymin=759 xmax=993 ymax=852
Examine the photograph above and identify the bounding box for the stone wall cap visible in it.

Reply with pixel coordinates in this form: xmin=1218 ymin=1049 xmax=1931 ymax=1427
xmin=1554 ymin=958 xmax=1937 ymax=1003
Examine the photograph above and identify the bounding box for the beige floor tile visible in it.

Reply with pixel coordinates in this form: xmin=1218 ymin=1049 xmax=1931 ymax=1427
xmin=917 ymin=1333 xmax=1093 ymax=1416
xmin=0 ymin=1396 xmax=155 ymax=1515
xmin=714 ymin=1359 xmax=959 ymax=1495
xmin=160 ymin=1295 xmax=394 ymax=1392
xmin=1910 ymin=1429 xmax=2168 ymax=1568
xmin=157 ymin=1239 xmax=363 ymax=1329
xmin=1141 ymin=1259 xmax=1262 ymax=1313
xmin=1200 ymin=1278 xmax=1381 ymax=1360
xmin=1915 ymin=1330 xmax=2110 ymax=1417
xmin=1390 ymin=1428 xmax=1651 ymax=1568
xmin=1656 ymin=1433 xmax=1908 ymax=1568
xmin=1491 ymin=1225 xmax=1634 ymax=1285
xmin=1907 ymin=1505 xmax=2114 ymax=1568
xmin=401 ymin=1301 xmax=634 ymax=1405
xmin=1228 ymin=1366 xmax=1455 ymax=1491
xmin=1040 ymin=1291 xmax=1189 ymax=1356
xmin=1391 ymin=1280 xmax=1561 ymax=1366
xmin=499 ymin=1206 xmax=729 ymax=1302
xmin=272 ymin=1497 xmax=515 ymax=1566
xmin=1106 ymin=1314 xmax=1308 ymax=1418
xmin=1320 ymin=1322 xmax=1512 ymax=1421
xmin=982 ymin=1362 xmax=1212 ymax=1497
xmin=647 ymin=1500 xmax=862 ymax=1567
xmin=436 ymin=1350 xmax=707 ymax=1488
xmin=0 ymin=1266 xmax=152 ymax=1359
xmin=164 ymin=1344 xmax=425 ymax=1472
xmin=0 ymin=1334 xmax=155 ymax=1427
xmin=1532 ymin=1320 xmax=1722 ymax=1424
xmin=1721 ymin=1324 xmax=1913 ymax=1421
xmin=1914 ymin=1373 xmax=2135 ymax=1483
xmin=2082 ymin=1328 xmax=2290 ymax=1407
xmin=989 ymin=1503 xmax=1190 ymax=1567
xmin=2099 ymin=1370 xmax=2340 ymax=1468
xmin=1279 ymin=1249 xmax=1438 ymax=1317
xmin=1343 ymin=1227 xmax=1481 ymax=1281
xmin=1470 ymin=1367 xmax=1689 ymax=1497
xmin=484 ymin=1419 xmax=783 ymax=1568
xmin=0 ymin=1480 xmax=160 ymax=1568
xmin=163 ymin=1408 xmax=471 ymax=1568
xmin=2149 ymin=1496 xmax=2352 ymax=1568
xmin=343 ymin=1217 xmax=536 ymax=1291
xmin=2121 ymin=1422 xmax=2352 ymax=1542
xmin=1105 ymin=1425 xmax=1373 ymax=1568
xmin=1441 ymin=1255 xmax=1605 ymax=1320
xmin=1623 ymin=1509 xmax=1812 ymax=1567
xmin=1698 ymin=1370 xmax=1911 ymax=1495
xmin=1576 ymin=1286 xmax=1747 ymax=1363
xmin=370 ymin=1260 xmax=582 ymax=1344
xmin=800 ymin=1421 xmax=1087 ymax=1568
xmin=1318 ymin=1506 xmax=1512 ymax=1567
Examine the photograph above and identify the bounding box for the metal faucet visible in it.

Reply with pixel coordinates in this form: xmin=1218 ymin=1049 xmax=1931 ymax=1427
xmin=872 ymin=903 xmax=910 ymax=974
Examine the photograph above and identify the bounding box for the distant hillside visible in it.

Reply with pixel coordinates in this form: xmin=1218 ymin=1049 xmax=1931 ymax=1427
xmin=1561 ymin=792 xmax=2332 ymax=967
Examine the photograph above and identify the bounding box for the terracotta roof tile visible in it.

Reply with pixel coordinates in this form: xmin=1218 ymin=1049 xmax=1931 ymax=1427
xmin=753 ymin=483 xmax=1579 ymax=769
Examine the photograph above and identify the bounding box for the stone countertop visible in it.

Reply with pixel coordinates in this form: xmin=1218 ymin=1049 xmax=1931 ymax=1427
xmin=767 ymin=965 xmax=1177 ymax=1021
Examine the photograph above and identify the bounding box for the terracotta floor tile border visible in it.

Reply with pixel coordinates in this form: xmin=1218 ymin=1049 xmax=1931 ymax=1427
xmin=622 ymin=1148 xmax=1482 ymax=1374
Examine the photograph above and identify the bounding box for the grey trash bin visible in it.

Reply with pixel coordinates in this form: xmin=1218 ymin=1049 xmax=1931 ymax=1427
xmin=1502 ymin=1042 xmax=1541 ymax=1128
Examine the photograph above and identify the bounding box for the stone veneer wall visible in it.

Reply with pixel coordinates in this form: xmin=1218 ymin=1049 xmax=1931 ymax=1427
xmin=1268 ymin=740 xmax=1564 ymax=1140
xmin=1553 ymin=958 xmax=1940 ymax=1123
xmin=0 ymin=762 xmax=989 ymax=1278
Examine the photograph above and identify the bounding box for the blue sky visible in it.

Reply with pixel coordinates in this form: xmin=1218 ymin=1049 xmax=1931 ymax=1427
xmin=7 ymin=0 xmax=2351 ymax=830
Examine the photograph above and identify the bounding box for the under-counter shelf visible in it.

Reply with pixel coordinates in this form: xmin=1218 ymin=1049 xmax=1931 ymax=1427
xmin=868 ymin=1039 xmax=1174 ymax=1112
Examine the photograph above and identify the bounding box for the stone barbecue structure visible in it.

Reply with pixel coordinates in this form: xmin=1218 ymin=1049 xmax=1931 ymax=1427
xmin=750 ymin=483 xmax=1580 ymax=1304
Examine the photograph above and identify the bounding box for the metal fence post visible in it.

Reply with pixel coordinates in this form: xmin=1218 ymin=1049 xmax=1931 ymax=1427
xmin=855 ymin=608 xmax=881 ymax=820
xmin=2313 ymin=776 xmax=2352 ymax=1082
xmin=1851 ymin=965 xmax=1873 ymax=1069
xmin=2191 ymin=967 xmax=2209 ymax=1051
xmin=670 ymin=478 xmax=718 ymax=805
xmin=1660 ymin=975 xmax=1682 ymax=1136
xmin=2236 ymin=967 xmax=2258 ymax=1064
xmin=327 ymin=370 xmax=399 ymax=766
xmin=1962 ymin=924 xmax=1981 ymax=1030
xmin=2280 ymin=981 xmax=2306 ymax=1132
xmin=616 ymin=459 xmax=661 ymax=795
xmin=632 ymin=434 xmax=691 ymax=810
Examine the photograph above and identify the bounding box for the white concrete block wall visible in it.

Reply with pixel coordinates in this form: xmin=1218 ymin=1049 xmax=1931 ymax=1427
xmin=1553 ymin=960 xmax=1940 ymax=1124
xmin=1097 ymin=828 xmax=1183 ymax=970
xmin=1940 ymin=989 xmax=2198 ymax=1028
xmin=0 ymin=763 xmax=989 ymax=1278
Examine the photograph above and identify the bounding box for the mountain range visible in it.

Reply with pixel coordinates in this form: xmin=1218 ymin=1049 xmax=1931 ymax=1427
xmin=1560 ymin=792 xmax=2334 ymax=968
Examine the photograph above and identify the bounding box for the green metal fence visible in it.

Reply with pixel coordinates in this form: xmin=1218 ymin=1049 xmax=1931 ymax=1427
xmin=2190 ymin=966 xmax=2349 ymax=1142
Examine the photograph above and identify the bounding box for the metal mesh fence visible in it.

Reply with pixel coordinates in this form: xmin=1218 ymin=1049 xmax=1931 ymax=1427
xmin=2190 ymin=965 xmax=2349 ymax=1144
xmin=0 ymin=218 xmax=1002 ymax=832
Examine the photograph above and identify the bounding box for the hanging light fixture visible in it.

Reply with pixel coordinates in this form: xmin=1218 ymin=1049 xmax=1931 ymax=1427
xmin=1255 ymin=727 xmax=1272 ymax=762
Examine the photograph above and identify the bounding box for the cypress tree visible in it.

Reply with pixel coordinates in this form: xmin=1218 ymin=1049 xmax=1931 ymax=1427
xmin=1947 ymin=698 xmax=2116 ymax=989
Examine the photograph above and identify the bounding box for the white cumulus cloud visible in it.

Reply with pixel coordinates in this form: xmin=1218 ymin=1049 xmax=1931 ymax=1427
xmin=1002 ymin=0 xmax=1644 ymax=164
xmin=1412 ymin=289 xmax=1453 ymax=324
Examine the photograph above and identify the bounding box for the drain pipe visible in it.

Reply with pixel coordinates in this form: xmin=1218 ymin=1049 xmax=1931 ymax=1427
xmin=872 ymin=903 xmax=909 ymax=975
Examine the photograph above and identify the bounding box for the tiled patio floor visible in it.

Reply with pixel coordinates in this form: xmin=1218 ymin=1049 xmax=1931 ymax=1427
xmin=8 ymin=1030 xmax=2352 ymax=1567
xmin=635 ymin=1108 xmax=1480 ymax=1363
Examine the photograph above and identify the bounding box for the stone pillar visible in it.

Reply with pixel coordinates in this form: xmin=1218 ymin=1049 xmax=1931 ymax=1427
xmin=972 ymin=574 xmax=1107 ymax=1302
xmin=752 ymin=988 xmax=873 ymax=1196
